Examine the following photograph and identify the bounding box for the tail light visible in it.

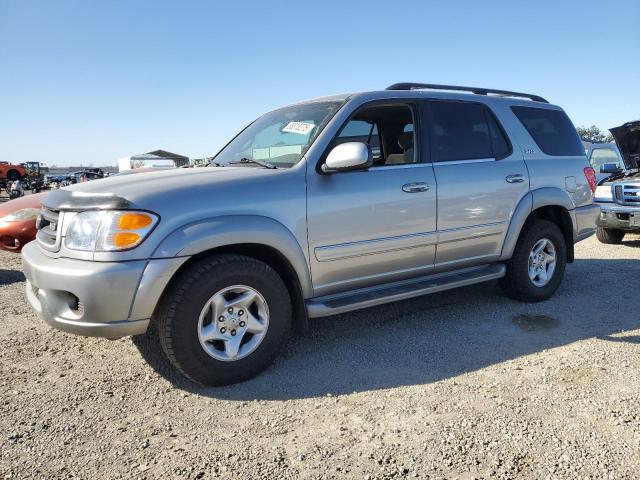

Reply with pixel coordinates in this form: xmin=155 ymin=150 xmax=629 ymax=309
xmin=584 ymin=167 xmax=597 ymax=193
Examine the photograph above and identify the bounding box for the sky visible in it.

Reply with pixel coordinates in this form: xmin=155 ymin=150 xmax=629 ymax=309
xmin=1 ymin=0 xmax=638 ymax=167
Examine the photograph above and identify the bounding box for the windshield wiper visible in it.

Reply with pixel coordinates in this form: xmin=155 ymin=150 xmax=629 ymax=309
xmin=206 ymin=158 xmax=224 ymax=167
xmin=229 ymin=157 xmax=277 ymax=169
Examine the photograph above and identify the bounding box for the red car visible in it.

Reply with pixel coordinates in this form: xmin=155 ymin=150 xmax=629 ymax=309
xmin=0 ymin=192 xmax=47 ymax=252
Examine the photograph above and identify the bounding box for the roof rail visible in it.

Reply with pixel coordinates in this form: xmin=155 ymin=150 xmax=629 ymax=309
xmin=385 ymin=83 xmax=549 ymax=103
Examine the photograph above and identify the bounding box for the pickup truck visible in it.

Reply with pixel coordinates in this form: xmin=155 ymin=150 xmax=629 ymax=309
xmin=594 ymin=120 xmax=640 ymax=243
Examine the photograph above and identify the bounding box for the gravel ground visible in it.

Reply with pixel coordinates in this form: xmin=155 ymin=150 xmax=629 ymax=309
xmin=1 ymin=235 xmax=639 ymax=479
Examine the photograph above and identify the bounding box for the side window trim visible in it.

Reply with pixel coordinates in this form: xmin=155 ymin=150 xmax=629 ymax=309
xmin=418 ymin=101 xmax=433 ymax=165
xmin=432 ymin=157 xmax=495 ymax=165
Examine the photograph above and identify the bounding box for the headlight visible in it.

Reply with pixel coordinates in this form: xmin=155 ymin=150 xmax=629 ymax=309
xmin=594 ymin=185 xmax=613 ymax=202
xmin=0 ymin=207 xmax=40 ymax=223
xmin=65 ymin=210 xmax=159 ymax=252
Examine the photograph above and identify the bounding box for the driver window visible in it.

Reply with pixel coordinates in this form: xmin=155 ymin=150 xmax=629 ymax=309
xmin=336 ymin=120 xmax=382 ymax=162
xmin=335 ymin=104 xmax=418 ymax=167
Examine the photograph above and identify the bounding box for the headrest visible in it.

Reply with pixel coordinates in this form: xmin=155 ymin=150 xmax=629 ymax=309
xmin=398 ymin=132 xmax=413 ymax=150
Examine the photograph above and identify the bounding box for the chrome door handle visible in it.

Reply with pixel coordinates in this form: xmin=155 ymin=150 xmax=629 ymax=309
xmin=402 ymin=182 xmax=429 ymax=193
xmin=505 ymin=174 xmax=526 ymax=184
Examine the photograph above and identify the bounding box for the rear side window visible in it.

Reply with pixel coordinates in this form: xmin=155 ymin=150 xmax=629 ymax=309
xmin=427 ymin=101 xmax=510 ymax=162
xmin=511 ymin=106 xmax=584 ymax=156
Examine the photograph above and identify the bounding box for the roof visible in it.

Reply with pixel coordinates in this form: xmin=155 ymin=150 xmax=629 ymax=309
xmin=288 ymin=85 xmax=558 ymax=111
xmin=385 ymin=82 xmax=548 ymax=103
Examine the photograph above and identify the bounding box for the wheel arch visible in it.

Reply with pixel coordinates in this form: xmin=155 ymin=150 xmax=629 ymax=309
xmin=151 ymin=216 xmax=312 ymax=331
xmin=6 ymin=169 xmax=22 ymax=181
xmin=501 ymin=188 xmax=576 ymax=263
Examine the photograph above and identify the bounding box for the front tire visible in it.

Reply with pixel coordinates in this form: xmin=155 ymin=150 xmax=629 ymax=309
xmin=500 ymin=220 xmax=567 ymax=302
xmin=596 ymin=227 xmax=624 ymax=244
xmin=156 ymin=254 xmax=292 ymax=386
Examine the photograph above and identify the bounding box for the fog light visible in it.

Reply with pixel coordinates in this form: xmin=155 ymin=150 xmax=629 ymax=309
xmin=68 ymin=294 xmax=81 ymax=311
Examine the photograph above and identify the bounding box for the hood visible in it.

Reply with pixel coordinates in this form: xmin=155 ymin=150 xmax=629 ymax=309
xmin=67 ymin=166 xmax=271 ymax=194
xmin=600 ymin=169 xmax=640 ymax=186
xmin=610 ymin=121 xmax=640 ymax=168
xmin=54 ymin=166 xmax=281 ymax=210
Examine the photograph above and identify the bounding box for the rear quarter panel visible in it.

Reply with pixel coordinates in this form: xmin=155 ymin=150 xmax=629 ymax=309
xmin=501 ymin=104 xmax=593 ymax=208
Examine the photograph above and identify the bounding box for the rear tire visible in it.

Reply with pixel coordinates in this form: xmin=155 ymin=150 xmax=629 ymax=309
xmin=156 ymin=254 xmax=291 ymax=386
xmin=596 ymin=227 xmax=624 ymax=244
xmin=499 ymin=220 xmax=567 ymax=302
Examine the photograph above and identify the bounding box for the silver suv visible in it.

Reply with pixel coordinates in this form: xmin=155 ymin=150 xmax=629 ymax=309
xmin=22 ymin=83 xmax=600 ymax=385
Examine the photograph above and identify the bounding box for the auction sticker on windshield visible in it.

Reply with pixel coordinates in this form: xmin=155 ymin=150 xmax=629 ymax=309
xmin=281 ymin=121 xmax=315 ymax=135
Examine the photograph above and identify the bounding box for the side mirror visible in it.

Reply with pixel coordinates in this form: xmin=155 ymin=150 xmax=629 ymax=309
xmin=322 ymin=142 xmax=372 ymax=173
xmin=600 ymin=163 xmax=622 ymax=174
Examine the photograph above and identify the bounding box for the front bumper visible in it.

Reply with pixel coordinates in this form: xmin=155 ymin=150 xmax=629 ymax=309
xmin=595 ymin=202 xmax=640 ymax=231
xmin=22 ymin=242 xmax=188 ymax=338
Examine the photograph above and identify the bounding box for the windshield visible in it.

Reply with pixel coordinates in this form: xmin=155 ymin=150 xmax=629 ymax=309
xmin=589 ymin=148 xmax=625 ymax=170
xmin=212 ymin=101 xmax=343 ymax=168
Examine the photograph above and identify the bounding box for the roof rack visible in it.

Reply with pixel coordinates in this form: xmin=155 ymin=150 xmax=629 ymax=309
xmin=385 ymin=83 xmax=549 ymax=103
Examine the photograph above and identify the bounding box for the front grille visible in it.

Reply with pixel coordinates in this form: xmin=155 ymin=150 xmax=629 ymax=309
xmin=614 ymin=185 xmax=623 ymax=202
xmin=613 ymin=183 xmax=640 ymax=206
xmin=36 ymin=207 xmax=61 ymax=251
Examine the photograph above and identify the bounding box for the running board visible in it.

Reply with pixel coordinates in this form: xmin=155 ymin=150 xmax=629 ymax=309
xmin=306 ymin=263 xmax=506 ymax=318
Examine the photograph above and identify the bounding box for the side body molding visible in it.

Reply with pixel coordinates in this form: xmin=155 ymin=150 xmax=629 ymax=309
xmin=499 ymin=187 xmax=576 ymax=260
xmin=151 ymin=215 xmax=313 ymax=297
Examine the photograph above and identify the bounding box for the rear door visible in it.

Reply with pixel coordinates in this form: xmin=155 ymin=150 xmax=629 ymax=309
xmin=422 ymin=100 xmax=529 ymax=270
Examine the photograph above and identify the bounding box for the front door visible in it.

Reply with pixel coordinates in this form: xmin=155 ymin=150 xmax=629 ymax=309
xmin=307 ymin=101 xmax=438 ymax=296
xmin=422 ymin=99 xmax=529 ymax=270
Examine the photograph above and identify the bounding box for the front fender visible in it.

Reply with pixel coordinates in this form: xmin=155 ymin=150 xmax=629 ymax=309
xmin=151 ymin=215 xmax=313 ymax=297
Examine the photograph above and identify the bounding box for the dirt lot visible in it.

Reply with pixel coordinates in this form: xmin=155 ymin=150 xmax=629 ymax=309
xmin=1 ymin=235 xmax=639 ymax=479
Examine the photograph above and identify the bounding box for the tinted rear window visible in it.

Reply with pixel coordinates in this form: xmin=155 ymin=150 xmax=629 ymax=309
xmin=428 ymin=101 xmax=492 ymax=161
xmin=427 ymin=101 xmax=511 ymax=161
xmin=511 ymin=106 xmax=583 ymax=156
